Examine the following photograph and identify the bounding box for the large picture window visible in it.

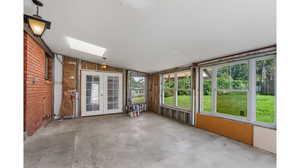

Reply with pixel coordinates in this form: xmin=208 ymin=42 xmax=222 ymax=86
xmin=163 ymin=70 xmax=192 ymax=109
xmin=128 ymin=72 xmax=146 ymax=104
xmin=200 ymin=56 xmax=276 ymax=127
xmin=216 ymin=63 xmax=249 ymax=117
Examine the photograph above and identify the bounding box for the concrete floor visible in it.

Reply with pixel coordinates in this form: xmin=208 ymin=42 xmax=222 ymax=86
xmin=25 ymin=112 xmax=276 ymax=168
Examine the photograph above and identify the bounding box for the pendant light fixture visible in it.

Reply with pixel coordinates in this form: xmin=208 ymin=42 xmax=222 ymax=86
xmin=24 ymin=0 xmax=51 ymax=37
xmin=100 ymin=57 xmax=108 ymax=69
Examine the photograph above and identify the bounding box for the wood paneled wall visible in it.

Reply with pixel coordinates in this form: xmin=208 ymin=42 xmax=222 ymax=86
xmin=147 ymin=73 xmax=160 ymax=113
xmin=81 ymin=60 xmax=123 ymax=73
xmin=195 ymin=113 xmax=253 ymax=145
xmin=61 ymin=56 xmax=77 ymax=116
xmin=61 ymin=57 xmax=125 ymax=118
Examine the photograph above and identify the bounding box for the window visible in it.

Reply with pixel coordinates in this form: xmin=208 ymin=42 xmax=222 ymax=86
xmin=163 ymin=73 xmax=176 ymax=106
xmin=201 ymin=68 xmax=212 ymax=112
xmin=128 ymin=71 xmax=146 ymax=104
xmin=200 ymin=56 xmax=276 ymax=127
xmin=216 ymin=63 xmax=248 ymax=117
xmin=256 ymin=58 xmax=276 ymax=124
xmin=162 ymin=70 xmax=192 ymax=109
xmin=45 ymin=56 xmax=52 ymax=80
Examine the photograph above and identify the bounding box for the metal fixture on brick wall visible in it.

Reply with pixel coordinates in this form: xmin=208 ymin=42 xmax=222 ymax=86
xmin=24 ymin=0 xmax=51 ymax=37
xmin=32 ymin=77 xmax=39 ymax=84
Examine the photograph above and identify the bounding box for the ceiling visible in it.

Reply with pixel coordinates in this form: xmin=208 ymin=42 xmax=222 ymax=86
xmin=24 ymin=0 xmax=276 ymax=73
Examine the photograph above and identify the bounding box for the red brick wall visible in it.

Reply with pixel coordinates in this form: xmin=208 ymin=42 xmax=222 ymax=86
xmin=24 ymin=32 xmax=53 ymax=136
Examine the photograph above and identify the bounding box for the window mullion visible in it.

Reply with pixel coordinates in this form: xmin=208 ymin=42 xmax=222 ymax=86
xmin=175 ymin=72 xmax=178 ymax=106
xmin=160 ymin=74 xmax=164 ymax=106
xmin=248 ymin=59 xmax=256 ymax=122
xmin=199 ymin=68 xmax=203 ymax=112
xmin=212 ymin=67 xmax=217 ymax=114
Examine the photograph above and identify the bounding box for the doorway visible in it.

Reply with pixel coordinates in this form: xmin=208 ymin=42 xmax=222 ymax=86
xmin=81 ymin=70 xmax=123 ymax=116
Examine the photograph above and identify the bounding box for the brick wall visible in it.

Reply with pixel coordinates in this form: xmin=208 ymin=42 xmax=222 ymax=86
xmin=24 ymin=32 xmax=53 ymax=136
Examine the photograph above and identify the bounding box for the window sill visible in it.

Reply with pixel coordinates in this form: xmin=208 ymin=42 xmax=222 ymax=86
xmin=198 ymin=112 xmax=276 ymax=129
xmin=161 ymin=104 xmax=192 ymax=113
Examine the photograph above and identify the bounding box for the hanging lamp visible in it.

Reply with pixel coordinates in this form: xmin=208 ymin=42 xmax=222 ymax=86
xmin=24 ymin=0 xmax=51 ymax=37
xmin=100 ymin=57 xmax=108 ymax=69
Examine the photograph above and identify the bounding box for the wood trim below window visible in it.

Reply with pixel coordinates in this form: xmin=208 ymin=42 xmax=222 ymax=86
xmin=195 ymin=113 xmax=253 ymax=145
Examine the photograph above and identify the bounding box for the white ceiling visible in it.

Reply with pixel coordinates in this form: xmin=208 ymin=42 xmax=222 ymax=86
xmin=24 ymin=0 xmax=276 ymax=73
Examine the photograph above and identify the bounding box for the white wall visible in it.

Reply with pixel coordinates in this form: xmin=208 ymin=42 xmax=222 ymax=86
xmin=24 ymin=0 xmax=35 ymax=15
xmin=53 ymin=55 xmax=63 ymax=118
xmin=254 ymin=126 xmax=276 ymax=153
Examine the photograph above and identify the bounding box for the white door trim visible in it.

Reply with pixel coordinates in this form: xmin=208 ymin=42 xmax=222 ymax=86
xmin=81 ymin=70 xmax=123 ymax=116
xmin=81 ymin=71 xmax=102 ymax=116
xmin=103 ymin=72 xmax=123 ymax=114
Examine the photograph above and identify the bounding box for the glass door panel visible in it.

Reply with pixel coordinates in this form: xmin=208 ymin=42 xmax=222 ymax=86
xmin=107 ymin=76 xmax=119 ymax=110
xmin=85 ymin=75 xmax=100 ymax=112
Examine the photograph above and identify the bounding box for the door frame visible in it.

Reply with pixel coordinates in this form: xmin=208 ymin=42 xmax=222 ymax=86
xmin=81 ymin=70 xmax=123 ymax=117
xmin=103 ymin=72 xmax=123 ymax=114
xmin=81 ymin=70 xmax=103 ymax=116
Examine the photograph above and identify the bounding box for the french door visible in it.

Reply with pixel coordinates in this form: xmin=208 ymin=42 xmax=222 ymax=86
xmin=81 ymin=71 xmax=123 ymax=116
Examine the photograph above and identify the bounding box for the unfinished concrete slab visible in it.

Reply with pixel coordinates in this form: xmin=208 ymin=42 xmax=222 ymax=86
xmin=24 ymin=112 xmax=276 ymax=168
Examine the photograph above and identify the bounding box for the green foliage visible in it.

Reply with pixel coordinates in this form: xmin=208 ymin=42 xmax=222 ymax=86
xmin=256 ymin=59 xmax=276 ymax=95
xmin=217 ymin=64 xmax=248 ymax=89
xmin=164 ymin=80 xmax=175 ymax=88
xmin=231 ymin=80 xmax=248 ymax=89
xmin=178 ymin=90 xmax=190 ymax=96
xmin=217 ymin=76 xmax=230 ymax=89
xmin=164 ymin=89 xmax=174 ymax=97
xmin=178 ymin=76 xmax=191 ymax=89
xmin=203 ymin=80 xmax=211 ymax=95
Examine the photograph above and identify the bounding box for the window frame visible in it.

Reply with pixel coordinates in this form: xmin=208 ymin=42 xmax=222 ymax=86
xmin=252 ymin=55 xmax=277 ymax=126
xmin=45 ymin=56 xmax=49 ymax=80
xmin=162 ymin=70 xmax=192 ymax=110
xmin=199 ymin=56 xmax=276 ymax=128
xmin=128 ymin=74 xmax=146 ymax=104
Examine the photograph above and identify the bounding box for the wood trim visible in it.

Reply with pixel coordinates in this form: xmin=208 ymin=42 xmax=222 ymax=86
xmin=54 ymin=53 xmax=149 ymax=74
xmin=150 ymin=65 xmax=192 ymax=75
xmin=196 ymin=45 xmax=276 ymax=67
xmin=149 ymin=45 xmax=276 ymax=75
xmin=195 ymin=113 xmax=253 ymax=145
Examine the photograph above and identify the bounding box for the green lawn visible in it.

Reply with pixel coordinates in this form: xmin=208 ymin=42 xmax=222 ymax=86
xmin=164 ymin=95 xmax=191 ymax=109
xmin=216 ymin=91 xmax=248 ymax=117
xmin=164 ymin=94 xmax=275 ymax=123
xmin=132 ymin=96 xmax=145 ymax=103
xmin=256 ymin=95 xmax=275 ymax=123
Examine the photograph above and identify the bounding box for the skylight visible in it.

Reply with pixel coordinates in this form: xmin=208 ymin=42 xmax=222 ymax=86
xmin=66 ymin=36 xmax=106 ymax=57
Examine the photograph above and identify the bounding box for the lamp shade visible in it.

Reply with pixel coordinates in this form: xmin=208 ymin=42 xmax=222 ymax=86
xmin=100 ymin=64 xmax=107 ymax=69
xmin=24 ymin=15 xmax=51 ymax=37
xmin=28 ymin=18 xmax=46 ymax=36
